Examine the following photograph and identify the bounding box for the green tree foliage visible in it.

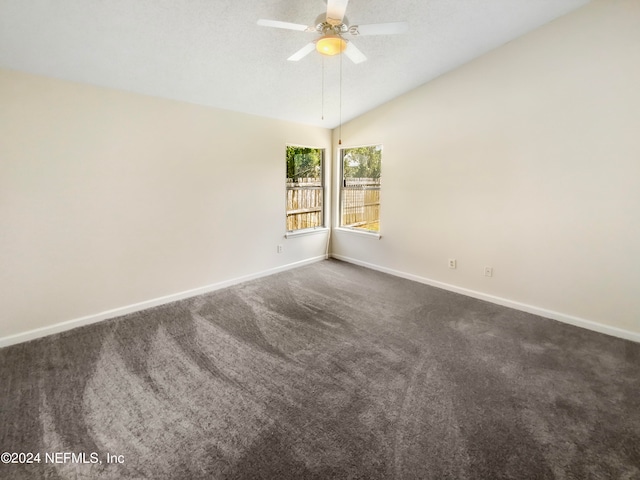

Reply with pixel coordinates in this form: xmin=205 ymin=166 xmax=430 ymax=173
xmin=342 ymin=145 xmax=382 ymax=179
xmin=286 ymin=146 xmax=322 ymax=179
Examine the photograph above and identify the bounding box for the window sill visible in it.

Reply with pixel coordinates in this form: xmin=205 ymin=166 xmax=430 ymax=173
xmin=334 ymin=227 xmax=381 ymax=239
xmin=285 ymin=227 xmax=330 ymax=239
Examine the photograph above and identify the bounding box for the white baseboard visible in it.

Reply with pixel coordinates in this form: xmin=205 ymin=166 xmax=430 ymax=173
xmin=0 ymin=255 xmax=327 ymax=349
xmin=331 ymin=254 xmax=640 ymax=343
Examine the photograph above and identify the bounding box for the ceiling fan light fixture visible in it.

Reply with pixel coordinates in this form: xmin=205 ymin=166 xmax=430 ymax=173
xmin=316 ymin=35 xmax=347 ymax=56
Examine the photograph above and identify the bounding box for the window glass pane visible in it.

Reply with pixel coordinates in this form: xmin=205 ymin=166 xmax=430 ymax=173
xmin=286 ymin=146 xmax=324 ymax=231
xmin=340 ymin=145 xmax=382 ymax=232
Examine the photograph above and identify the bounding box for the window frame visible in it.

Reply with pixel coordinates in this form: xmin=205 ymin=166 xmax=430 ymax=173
xmin=285 ymin=145 xmax=327 ymax=236
xmin=337 ymin=144 xmax=382 ymax=237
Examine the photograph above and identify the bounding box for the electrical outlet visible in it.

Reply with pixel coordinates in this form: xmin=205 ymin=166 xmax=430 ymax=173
xmin=277 ymin=245 xmax=283 ymax=254
xmin=448 ymin=259 xmax=457 ymax=269
xmin=484 ymin=266 xmax=493 ymax=277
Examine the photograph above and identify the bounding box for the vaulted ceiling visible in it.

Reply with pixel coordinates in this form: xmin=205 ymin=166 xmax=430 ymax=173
xmin=0 ymin=0 xmax=591 ymax=128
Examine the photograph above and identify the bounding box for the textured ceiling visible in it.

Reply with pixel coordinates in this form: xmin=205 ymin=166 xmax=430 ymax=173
xmin=0 ymin=0 xmax=591 ymax=128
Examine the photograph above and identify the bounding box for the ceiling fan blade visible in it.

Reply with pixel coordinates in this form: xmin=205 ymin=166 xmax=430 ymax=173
xmin=326 ymin=0 xmax=349 ymax=25
xmin=288 ymin=42 xmax=316 ymax=61
xmin=344 ymin=42 xmax=367 ymax=64
xmin=257 ymin=19 xmax=313 ymax=32
xmin=350 ymin=22 xmax=409 ymax=36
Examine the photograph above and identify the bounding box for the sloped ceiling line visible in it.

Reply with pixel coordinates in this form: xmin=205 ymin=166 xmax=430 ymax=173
xmin=0 ymin=0 xmax=591 ymax=128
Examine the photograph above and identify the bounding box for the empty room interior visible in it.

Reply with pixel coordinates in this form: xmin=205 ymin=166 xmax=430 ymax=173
xmin=1 ymin=0 xmax=639 ymax=478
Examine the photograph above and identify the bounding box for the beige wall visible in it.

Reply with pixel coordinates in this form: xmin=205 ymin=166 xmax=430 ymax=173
xmin=331 ymin=0 xmax=640 ymax=337
xmin=2 ymin=0 xmax=638 ymax=344
xmin=0 ymin=70 xmax=331 ymax=340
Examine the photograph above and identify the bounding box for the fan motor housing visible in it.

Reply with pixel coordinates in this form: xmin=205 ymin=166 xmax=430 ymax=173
xmin=314 ymin=13 xmax=349 ymax=34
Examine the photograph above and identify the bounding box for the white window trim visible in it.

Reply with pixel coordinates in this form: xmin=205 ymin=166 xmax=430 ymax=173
xmin=286 ymin=144 xmax=326 ymax=234
xmin=285 ymin=226 xmax=330 ymax=239
xmin=337 ymin=144 xmax=382 ymax=236
xmin=334 ymin=226 xmax=381 ymax=239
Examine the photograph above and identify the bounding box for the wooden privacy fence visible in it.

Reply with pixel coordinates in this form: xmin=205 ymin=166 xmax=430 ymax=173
xmin=286 ymin=177 xmax=381 ymax=232
xmin=341 ymin=178 xmax=380 ymax=231
xmin=286 ymin=178 xmax=323 ymax=231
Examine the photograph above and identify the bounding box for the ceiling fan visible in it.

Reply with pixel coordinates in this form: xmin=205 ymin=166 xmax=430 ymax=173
xmin=257 ymin=0 xmax=408 ymax=64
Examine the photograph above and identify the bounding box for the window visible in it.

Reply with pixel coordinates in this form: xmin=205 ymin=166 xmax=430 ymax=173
xmin=340 ymin=145 xmax=382 ymax=233
xmin=286 ymin=146 xmax=324 ymax=232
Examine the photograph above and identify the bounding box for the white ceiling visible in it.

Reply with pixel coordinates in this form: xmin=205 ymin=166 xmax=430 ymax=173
xmin=0 ymin=0 xmax=591 ymax=128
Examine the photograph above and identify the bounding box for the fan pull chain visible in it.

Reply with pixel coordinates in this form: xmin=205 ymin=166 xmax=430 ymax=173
xmin=321 ymin=56 xmax=325 ymax=121
xmin=338 ymin=45 xmax=342 ymax=145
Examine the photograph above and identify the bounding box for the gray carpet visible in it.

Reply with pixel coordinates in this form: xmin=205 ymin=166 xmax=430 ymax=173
xmin=1 ymin=259 xmax=639 ymax=479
